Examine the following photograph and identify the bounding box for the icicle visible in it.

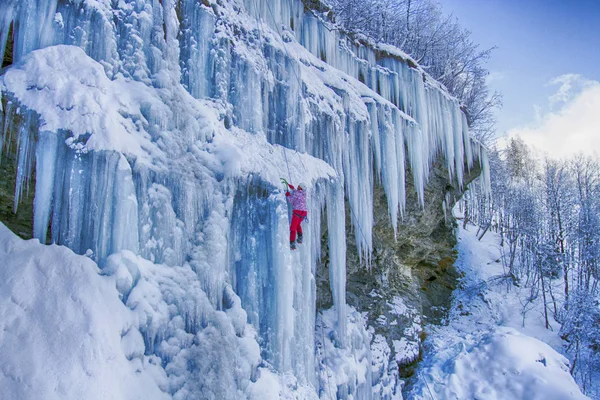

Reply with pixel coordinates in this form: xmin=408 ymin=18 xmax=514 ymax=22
xmin=463 ymin=113 xmax=474 ymax=171
xmin=326 ymin=180 xmax=347 ymax=348
xmin=111 ymin=154 xmax=140 ymax=255
xmin=12 ymin=0 xmax=59 ymax=62
xmin=33 ymin=131 xmax=58 ymax=241
xmin=343 ymin=113 xmax=373 ymax=260
xmin=404 ymin=122 xmax=426 ymax=207
xmin=379 ymin=105 xmax=399 ymax=231
xmin=452 ymin=107 xmax=465 ymax=188
xmin=394 ymin=110 xmax=406 ymax=219
xmin=13 ymin=113 xmax=37 ymax=213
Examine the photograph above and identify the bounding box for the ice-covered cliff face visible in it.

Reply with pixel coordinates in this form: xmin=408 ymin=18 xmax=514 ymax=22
xmin=0 ymin=0 xmax=488 ymax=398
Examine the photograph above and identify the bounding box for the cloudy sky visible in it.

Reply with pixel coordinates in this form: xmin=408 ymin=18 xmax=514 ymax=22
xmin=440 ymin=0 xmax=600 ymax=159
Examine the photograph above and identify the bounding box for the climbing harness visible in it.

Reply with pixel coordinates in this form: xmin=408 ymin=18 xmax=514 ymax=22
xmin=293 ymin=210 xmax=308 ymax=223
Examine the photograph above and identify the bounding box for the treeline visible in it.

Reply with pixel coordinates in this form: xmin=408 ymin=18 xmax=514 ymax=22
xmin=327 ymin=0 xmax=501 ymax=142
xmin=466 ymin=138 xmax=600 ymax=396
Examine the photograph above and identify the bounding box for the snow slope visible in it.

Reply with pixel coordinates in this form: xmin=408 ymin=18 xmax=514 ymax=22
xmin=0 ymin=223 xmax=168 ymax=400
xmin=0 ymin=221 xmax=326 ymax=399
xmin=408 ymin=216 xmax=588 ymax=400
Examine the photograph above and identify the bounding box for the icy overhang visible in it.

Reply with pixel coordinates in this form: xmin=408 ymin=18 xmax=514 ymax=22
xmin=0 ymin=44 xmax=337 ymax=188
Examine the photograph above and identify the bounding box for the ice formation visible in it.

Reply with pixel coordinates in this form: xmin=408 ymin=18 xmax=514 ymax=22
xmin=0 ymin=0 xmax=489 ymax=398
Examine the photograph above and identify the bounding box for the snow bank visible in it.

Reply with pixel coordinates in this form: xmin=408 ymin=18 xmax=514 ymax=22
xmin=0 ymin=222 xmax=324 ymax=399
xmin=417 ymin=327 xmax=588 ymax=400
xmin=0 ymin=223 xmax=168 ymax=400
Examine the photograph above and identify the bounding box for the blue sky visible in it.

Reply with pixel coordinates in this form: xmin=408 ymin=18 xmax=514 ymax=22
xmin=440 ymin=0 xmax=600 ymax=157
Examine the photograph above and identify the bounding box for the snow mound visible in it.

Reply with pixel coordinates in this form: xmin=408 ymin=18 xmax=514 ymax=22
xmin=0 ymin=222 xmax=322 ymax=399
xmin=0 ymin=223 xmax=168 ymax=400
xmin=420 ymin=327 xmax=588 ymax=400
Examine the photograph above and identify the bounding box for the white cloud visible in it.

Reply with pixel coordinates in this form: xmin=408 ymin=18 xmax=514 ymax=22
xmin=546 ymin=74 xmax=596 ymax=111
xmin=503 ymin=77 xmax=600 ymax=160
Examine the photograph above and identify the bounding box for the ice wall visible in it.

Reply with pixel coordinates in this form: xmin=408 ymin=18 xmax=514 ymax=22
xmin=0 ymin=0 xmax=489 ymax=398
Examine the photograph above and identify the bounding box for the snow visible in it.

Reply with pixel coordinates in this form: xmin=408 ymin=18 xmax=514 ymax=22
xmin=0 ymin=223 xmax=168 ymax=400
xmin=0 ymin=222 xmax=321 ymax=400
xmin=418 ymin=327 xmax=589 ymax=400
xmin=408 ymin=214 xmax=589 ymax=400
xmin=1 ymin=45 xmax=160 ymax=160
xmin=316 ymin=307 xmax=373 ymax=399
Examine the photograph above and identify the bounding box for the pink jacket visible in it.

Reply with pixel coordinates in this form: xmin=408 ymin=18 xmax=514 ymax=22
xmin=285 ymin=186 xmax=307 ymax=211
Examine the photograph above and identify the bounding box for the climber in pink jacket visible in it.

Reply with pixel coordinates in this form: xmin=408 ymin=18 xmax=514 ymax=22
xmin=282 ymin=179 xmax=307 ymax=250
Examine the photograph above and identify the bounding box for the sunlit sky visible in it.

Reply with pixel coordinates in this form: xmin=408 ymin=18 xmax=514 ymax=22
xmin=440 ymin=0 xmax=600 ymax=158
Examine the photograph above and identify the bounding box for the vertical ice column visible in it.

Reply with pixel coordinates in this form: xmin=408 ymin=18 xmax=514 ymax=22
xmin=111 ymin=155 xmax=140 ymax=256
xmin=393 ymin=109 xmax=407 ymax=220
xmin=263 ymin=44 xmax=305 ymax=150
xmin=370 ymin=104 xmax=406 ymax=232
xmin=290 ymin=185 xmax=322 ymax=386
xmin=62 ymin=152 xmax=87 ymax=253
xmin=33 ymin=131 xmax=58 ymax=242
xmin=245 ymin=0 xmax=298 ymax=36
xmin=326 ymin=181 xmax=347 ymax=348
xmin=12 ymin=114 xmax=37 ymax=214
xmin=462 ymin=113 xmax=474 ymax=171
xmin=274 ymin=199 xmax=295 ymax=371
xmin=50 ymin=1 xmax=119 ymax=74
xmin=452 ymin=106 xmax=465 ymax=188
xmin=41 ymin=149 xmax=142 ymax=264
xmin=229 ymin=181 xmax=307 ymax=375
xmin=230 ymin=54 xmax=265 ymax=134
xmin=228 ymin=181 xmax=278 ymax=360
xmin=368 ymin=102 xmax=382 ymax=181
xmin=179 ymin=0 xmax=216 ymax=99
xmin=0 ymin=1 xmax=17 ymax=66
xmin=408 ymin=72 xmax=430 ymax=206
xmin=375 ymin=105 xmax=399 ymax=231
xmin=190 ymin=195 xmax=230 ymax=309
xmin=343 ymin=117 xmax=373 ymax=260
xmin=405 ymin=122 xmax=427 ymax=207
xmin=10 ymin=0 xmax=59 ymax=62
xmin=442 ymin=94 xmax=457 ymax=181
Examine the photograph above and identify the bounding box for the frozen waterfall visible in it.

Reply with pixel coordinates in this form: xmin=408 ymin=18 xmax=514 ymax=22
xmin=0 ymin=0 xmax=489 ymax=398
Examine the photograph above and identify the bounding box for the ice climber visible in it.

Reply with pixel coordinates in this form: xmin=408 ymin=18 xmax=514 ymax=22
xmin=282 ymin=179 xmax=308 ymax=250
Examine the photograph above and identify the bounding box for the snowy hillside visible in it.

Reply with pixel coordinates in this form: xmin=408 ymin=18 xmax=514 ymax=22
xmin=408 ymin=215 xmax=589 ymax=400
xmin=0 ymin=221 xmax=323 ymax=399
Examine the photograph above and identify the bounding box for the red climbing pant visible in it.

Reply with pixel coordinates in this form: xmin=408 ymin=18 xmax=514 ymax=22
xmin=290 ymin=210 xmax=307 ymax=242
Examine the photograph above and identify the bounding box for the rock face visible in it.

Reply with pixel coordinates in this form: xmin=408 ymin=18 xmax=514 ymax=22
xmin=318 ymin=156 xmax=482 ymax=388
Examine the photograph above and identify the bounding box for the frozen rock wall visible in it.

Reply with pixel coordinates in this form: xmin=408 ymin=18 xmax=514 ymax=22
xmin=0 ymin=0 xmax=487 ymax=398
